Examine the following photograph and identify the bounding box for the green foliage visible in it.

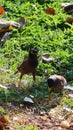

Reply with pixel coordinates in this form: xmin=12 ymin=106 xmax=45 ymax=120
xmin=0 ymin=0 xmax=73 ymax=85
xmin=25 ymin=125 xmax=38 ymax=130
xmin=61 ymin=96 xmax=73 ymax=108
xmin=0 ymin=1 xmax=73 ymax=130
xmin=0 ymin=106 xmax=5 ymax=114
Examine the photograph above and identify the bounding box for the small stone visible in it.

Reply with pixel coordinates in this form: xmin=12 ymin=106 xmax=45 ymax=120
xmin=60 ymin=120 xmax=70 ymax=128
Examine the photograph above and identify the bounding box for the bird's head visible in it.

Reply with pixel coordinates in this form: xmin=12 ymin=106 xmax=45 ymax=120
xmin=47 ymin=78 xmax=55 ymax=88
xmin=30 ymin=49 xmax=38 ymax=56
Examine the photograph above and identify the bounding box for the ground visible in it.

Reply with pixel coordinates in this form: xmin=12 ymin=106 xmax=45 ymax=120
xmin=0 ymin=87 xmax=73 ymax=130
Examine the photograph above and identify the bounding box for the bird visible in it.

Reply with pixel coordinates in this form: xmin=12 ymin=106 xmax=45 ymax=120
xmin=15 ymin=49 xmax=38 ymax=87
xmin=47 ymin=74 xmax=67 ymax=94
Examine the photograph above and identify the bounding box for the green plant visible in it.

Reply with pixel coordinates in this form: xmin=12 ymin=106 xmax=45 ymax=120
xmin=25 ymin=125 xmax=38 ymax=130
xmin=0 ymin=0 xmax=73 ymax=100
xmin=61 ymin=97 xmax=73 ymax=108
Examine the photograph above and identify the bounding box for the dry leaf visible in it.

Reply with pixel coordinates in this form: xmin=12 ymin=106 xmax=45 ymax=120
xmin=0 ymin=5 xmax=5 ymax=15
xmin=0 ymin=25 xmax=13 ymax=33
xmin=45 ymin=8 xmax=55 ymax=15
xmin=0 ymin=116 xmax=8 ymax=130
xmin=66 ymin=17 xmax=73 ymax=24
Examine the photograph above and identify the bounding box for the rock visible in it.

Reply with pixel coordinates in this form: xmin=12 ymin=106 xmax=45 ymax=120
xmin=42 ymin=53 xmax=54 ymax=63
xmin=1 ymin=32 xmax=12 ymax=43
xmin=60 ymin=120 xmax=70 ymax=128
xmin=24 ymin=97 xmax=34 ymax=104
xmin=64 ymin=85 xmax=73 ymax=92
xmin=61 ymin=3 xmax=73 ymax=14
xmin=63 ymin=107 xmax=73 ymax=113
xmin=0 ymin=19 xmax=20 ymax=29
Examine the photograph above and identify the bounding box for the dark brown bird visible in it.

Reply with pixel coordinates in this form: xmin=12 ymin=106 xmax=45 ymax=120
xmin=47 ymin=74 xmax=67 ymax=94
xmin=15 ymin=49 xmax=38 ymax=87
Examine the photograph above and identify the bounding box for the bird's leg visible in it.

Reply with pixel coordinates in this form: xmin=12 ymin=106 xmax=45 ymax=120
xmin=18 ymin=73 xmax=23 ymax=88
xmin=33 ymin=71 xmax=37 ymax=86
xmin=33 ymin=71 xmax=36 ymax=81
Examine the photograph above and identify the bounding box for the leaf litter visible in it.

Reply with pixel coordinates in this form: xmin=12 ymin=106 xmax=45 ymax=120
xmin=0 ymin=90 xmax=73 ymax=130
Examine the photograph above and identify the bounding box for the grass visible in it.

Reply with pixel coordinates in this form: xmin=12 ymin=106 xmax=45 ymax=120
xmin=0 ymin=2 xmax=73 ymax=129
xmin=0 ymin=0 xmax=73 ymax=82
